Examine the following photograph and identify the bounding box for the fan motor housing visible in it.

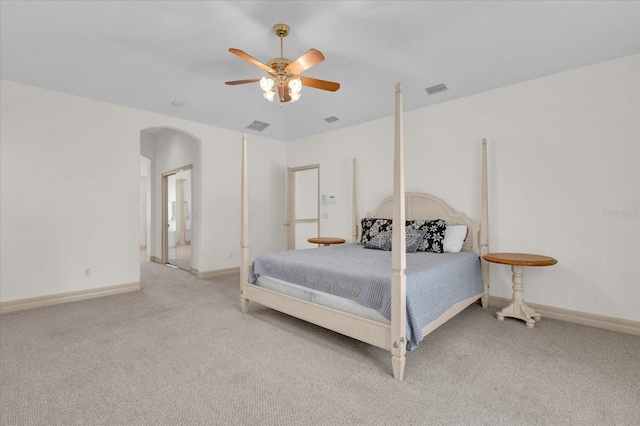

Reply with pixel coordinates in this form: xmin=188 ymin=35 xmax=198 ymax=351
xmin=267 ymin=57 xmax=292 ymax=70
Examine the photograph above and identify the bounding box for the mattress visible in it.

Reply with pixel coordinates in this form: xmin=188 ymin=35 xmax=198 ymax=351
xmin=249 ymin=243 xmax=483 ymax=349
xmin=254 ymin=275 xmax=391 ymax=324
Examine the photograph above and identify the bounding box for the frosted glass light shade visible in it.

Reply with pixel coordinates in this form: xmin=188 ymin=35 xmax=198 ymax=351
xmin=288 ymin=78 xmax=302 ymax=94
xmin=263 ymin=90 xmax=276 ymax=102
xmin=260 ymin=77 xmax=275 ymax=92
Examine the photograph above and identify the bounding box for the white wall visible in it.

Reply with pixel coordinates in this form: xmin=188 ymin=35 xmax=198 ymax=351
xmin=287 ymin=54 xmax=640 ymax=322
xmin=0 ymin=79 xmax=287 ymax=302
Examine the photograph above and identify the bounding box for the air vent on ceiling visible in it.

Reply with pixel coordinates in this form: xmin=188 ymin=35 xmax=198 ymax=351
xmin=324 ymin=116 xmax=339 ymax=123
xmin=425 ymin=83 xmax=448 ymax=95
xmin=246 ymin=120 xmax=270 ymax=131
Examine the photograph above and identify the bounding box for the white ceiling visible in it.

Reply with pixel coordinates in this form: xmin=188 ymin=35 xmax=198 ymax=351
xmin=1 ymin=1 xmax=639 ymax=142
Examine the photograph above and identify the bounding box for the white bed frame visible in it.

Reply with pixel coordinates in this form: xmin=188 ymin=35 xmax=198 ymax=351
xmin=239 ymin=84 xmax=489 ymax=380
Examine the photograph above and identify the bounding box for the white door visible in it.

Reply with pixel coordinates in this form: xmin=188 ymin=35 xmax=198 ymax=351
xmin=286 ymin=165 xmax=319 ymax=250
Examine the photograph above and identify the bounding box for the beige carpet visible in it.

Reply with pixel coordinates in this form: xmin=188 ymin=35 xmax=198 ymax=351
xmin=1 ymin=261 xmax=639 ymax=425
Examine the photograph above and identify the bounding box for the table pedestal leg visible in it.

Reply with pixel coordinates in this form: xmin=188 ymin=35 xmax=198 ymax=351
xmin=496 ymin=265 xmax=541 ymax=328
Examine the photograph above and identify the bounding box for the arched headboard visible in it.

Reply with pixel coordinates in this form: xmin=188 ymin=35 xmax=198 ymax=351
xmin=363 ymin=192 xmax=481 ymax=256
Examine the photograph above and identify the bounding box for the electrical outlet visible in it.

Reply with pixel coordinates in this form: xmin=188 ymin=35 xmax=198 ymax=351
xmin=84 ymin=268 xmax=92 ymax=277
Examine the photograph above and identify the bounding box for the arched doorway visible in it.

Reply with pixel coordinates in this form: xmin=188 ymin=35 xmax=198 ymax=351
xmin=140 ymin=127 xmax=201 ymax=274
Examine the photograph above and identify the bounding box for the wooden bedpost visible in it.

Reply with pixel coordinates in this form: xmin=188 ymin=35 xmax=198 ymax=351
xmin=352 ymin=158 xmax=358 ymax=243
xmin=480 ymin=138 xmax=490 ymax=308
xmin=391 ymin=83 xmax=407 ymax=381
xmin=240 ymin=133 xmax=250 ymax=313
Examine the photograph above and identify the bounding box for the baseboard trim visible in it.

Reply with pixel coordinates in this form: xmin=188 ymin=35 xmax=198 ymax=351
xmin=7 ymin=280 xmax=633 ymax=336
xmin=0 ymin=282 xmax=141 ymax=315
xmin=145 ymin=258 xmax=237 ymax=280
xmin=489 ymin=296 xmax=640 ymax=336
xmin=195 ymin=267 xmax=239 ymax=280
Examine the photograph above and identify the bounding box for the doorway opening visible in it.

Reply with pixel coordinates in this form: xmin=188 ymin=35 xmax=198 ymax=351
xmin=140 ymin=126 xmax=200 ymax=277
xmin=286 ymin=165 xmax=320 ymax=250
xmin=162 ymin=165 xmax=193 ymax=271
xmin=140 ymin=156 xmax=152 ymax=262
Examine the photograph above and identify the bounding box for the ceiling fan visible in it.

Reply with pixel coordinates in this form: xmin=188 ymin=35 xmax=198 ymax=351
xmin=225 ymin=23 xmax=340 ymax=103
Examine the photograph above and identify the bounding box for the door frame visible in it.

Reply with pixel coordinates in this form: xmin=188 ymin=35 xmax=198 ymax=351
xmin=161 ymin=164 xmax=193 ymax=264
xmin=286 ymin=164 xmax=320 ymax=250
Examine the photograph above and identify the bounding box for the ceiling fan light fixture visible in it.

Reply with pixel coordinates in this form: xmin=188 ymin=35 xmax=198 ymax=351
xmin=225 ymin=23 xmax=339 ymax=103
xmin=289 ymin=91 xmax=301 ymax=102
xmin=288 ymin=77 xmax=302 ymax=94
xmin=263 ymin=89 xmax=276 ymax=102
xmin=260 ymin=76 xmax=275 ymax=92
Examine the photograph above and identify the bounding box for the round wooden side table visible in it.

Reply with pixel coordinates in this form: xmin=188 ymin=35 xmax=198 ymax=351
xmin=307 ymin=237 xmax=346 ymax=247
xmin=483 ymin=252 xmax=557 ymax=328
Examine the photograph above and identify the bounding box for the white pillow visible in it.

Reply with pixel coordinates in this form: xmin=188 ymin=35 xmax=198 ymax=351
xmin=443 ymin=225 xmax=468 ymax=253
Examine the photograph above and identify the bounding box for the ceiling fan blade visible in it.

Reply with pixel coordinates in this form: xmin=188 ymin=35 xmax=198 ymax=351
xmin=229 ymin=48 xmax=274 ymax=74
xmin=299 ymin=76 xmax=340 ymax=92
xmin=285 ymin=49 xmax=325 ymax=75
xmin=277 ymin=85 xmax=291 ymax=103
xmin=225 ymin=78 xmax=260 ymax=85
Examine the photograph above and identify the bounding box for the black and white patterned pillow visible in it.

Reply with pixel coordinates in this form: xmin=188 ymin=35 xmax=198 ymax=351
xmin=406 ymin=219 xmax=427 ymax=232
xmin=404 ymin=228 xmax=427 ymax=253
xmin=407 ymin=219 xmax=447 ymax=253
xmin=359 ymin=218 xmax=393 ymax=245
xmin=363 ymin=228 xmax=426 ymax=253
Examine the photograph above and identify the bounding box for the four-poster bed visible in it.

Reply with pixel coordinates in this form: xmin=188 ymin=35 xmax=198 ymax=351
xmin=240 ymin=84 xmax=489 ymax=380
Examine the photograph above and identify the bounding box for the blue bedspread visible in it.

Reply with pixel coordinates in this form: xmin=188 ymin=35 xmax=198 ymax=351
xmin=249 ymin=243 xmax=483 ymax=350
